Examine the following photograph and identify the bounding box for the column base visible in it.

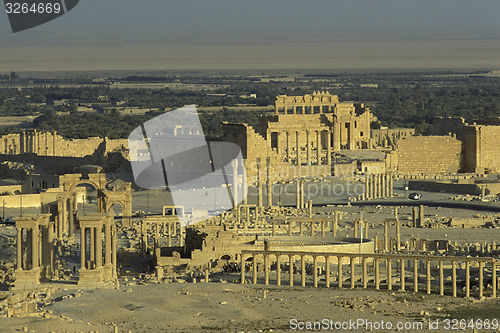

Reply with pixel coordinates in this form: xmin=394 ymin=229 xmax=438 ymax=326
xmin=14 ymin=267 xmax=41 ymax=289
xmin=78 ymin=267 xmax=104 ymax=286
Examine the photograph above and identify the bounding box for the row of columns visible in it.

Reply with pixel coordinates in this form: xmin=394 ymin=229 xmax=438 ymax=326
xmin=276 ymin=105 xmax=335 ymax=115
xmin=79 ymin=222 xmax=117 ymax=280
xmin=57 ymin=194 xmax=76 ymax=241
xmin=15 ymin=215 xmax=54 ymax=286
xmin=276 ymin=130 xmax=333 ymax=166
xmin=241 ymin=251 xmax=497 ymax=298
xmin=19 ymin=130 xmax=57 ymax=155
xmin=365 ymin=173 xmax=393 ymax=200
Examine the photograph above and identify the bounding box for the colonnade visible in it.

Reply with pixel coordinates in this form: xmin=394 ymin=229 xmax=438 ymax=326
xmin=143 ymin=216 xmax=184 ymax=251
xmin=78 ymin=214 xmax=117 ymax=285
xmin=15 ymin=215 xmax=54 ymax=287
xmin=276 ymin=104 xmax=336 ymax=115
xmin=365 ymin=173 xmax=393 ymax=200
xmin=271 ymin=129 xmax=336 ymax=166
xmin=241 ymin=250 xmax=497 ymax=298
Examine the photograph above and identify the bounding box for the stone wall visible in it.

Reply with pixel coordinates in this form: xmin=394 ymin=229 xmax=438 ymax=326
xmin=371 ymin=128 xmax=415 ymax=147
xmin=464 ymin=125 xmax=500 ymax=173
xmin=0 ymin=130 xmax=128 ymax=159
xmin=387 ymin=136 xmax=462 ymax=174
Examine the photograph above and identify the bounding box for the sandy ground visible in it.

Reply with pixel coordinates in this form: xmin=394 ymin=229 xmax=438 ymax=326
xmin=2 ymin=280 xmax=497 ymax=333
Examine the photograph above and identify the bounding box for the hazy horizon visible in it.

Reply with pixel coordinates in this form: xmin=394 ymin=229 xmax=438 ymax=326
xmin=1 ymin=1 xmax=499 ymax=72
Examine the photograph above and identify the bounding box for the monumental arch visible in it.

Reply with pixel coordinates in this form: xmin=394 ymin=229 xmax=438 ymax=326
xmin=54 ymin=174 xmax=132 ymax=239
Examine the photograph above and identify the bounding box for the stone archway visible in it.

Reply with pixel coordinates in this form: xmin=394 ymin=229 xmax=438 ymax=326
xmin=55 ymin=174 xmax=132 ymax=238
xmin=56 ymin=175 xmax=106 ymax=242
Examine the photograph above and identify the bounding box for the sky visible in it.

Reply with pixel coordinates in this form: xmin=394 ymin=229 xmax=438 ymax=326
xmin=1 ymin=0 xmax=500 ymax=72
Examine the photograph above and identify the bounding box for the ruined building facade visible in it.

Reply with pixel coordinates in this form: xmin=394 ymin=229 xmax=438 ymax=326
xmin=0 ymin=130 xmax=128 ymax=158
xmin=223 ymin=92 xmax=373 ymax=179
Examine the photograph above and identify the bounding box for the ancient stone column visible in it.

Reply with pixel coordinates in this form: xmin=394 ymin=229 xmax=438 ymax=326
xmin=231 ymin=159 xmax=239 ymax=205
xmin=452 ymin=260 xmax=457 ymax=297
xmin=53 ymin=131 xmax=57 ymax=156
xmin=394 ymin=206 xmax=398 ymax=220
xmin=26 ymin=229 xmax=32 ymax=269
xmin=105 ymin=224 xmax=111 ymax=266
xmin=371 ymin=174 xmax=375 ymax=199
xmin=240 ymin=255 xmax=245 ymax=284
xmin=396 ymin=219 xmax=401 ymax=251
xmin=306 ymin=130 xmax=311 ymax=166
xmin=333 ymin=212 xmax=338 ymax=237
xmin=112 ymin=227 xmax=117 ymax=279
xmin=380 ymin=174 xmax=385 ymax=198
xmin=17 ymin=228 xmax=22 ymax=270
xmin=400 ymin=259 xmax=405 ymax=291
xmin=413 ymin=258 xmax=418 ymax=293
xmin=243 ymin=167 xmax=248 ymax=205
xmin=376 ymin=174 xmax=381 ymax=198
xmin=387 ymin=258 xmax=392 ymax=290
xmin=439 ymin=260 xmax=444 ymax=296
xmin=96 ymin=226 xmax=102 ymax=268
xmin=300 ymin=181 xmax=305 ymax=209
xmin=479 ymin=261 xmax=484 ymax=298
xmin=362 ymin=258 xmax=368 ymax=288
xmin=333 ymin=121 xmax=341 ymax=150
xmin=57 ymin=200 xmax=63 ymax=240
xmin=293 ymin=106 xmax=296 ymax=115
xmin=80 ymin=227 xmax=86 ymax=269
xmin=465 ymin=261 xmax=470 ymax=297
xmin=418 ymin=205 xmax=424 ymax=228
xmin=316 ymin=130 xmax=321 ymax=166
xmin=412 ymin=207 xmax=418 ymax=228
xmin=325 ymin=256 xmax=330 ymax=287
xmin=167 ymin=222 xmax=172 ymax=247
xmin=289 ymin=255 xmax=294 ymax=286
xmin=389 ymin=174 xmax=394 ymax=197
xmin=264 ymin=253 xmax=269 ymax=285
xmin=365 ymin=174 xmax=370 ymax=200
xmin=493 ymin=261 xmax=497 ymax=298
xmin=296 ymin=180 xmax=300 ymax=209
xmin=286 ymin=131 xmax=291 ymax=163
xmin=257 ymin=160 xmax=263 ymax=207
xmin=384 ymin=221 xmax=389 ymax=252
xmin=296 ymin=131 xmax=300 ymax=166
xmin=90 ymin=227 xmax=95 ymax=267
xmin=266 ymin=157 xmax=272 ymax=207
xmin=68 ymin=198 xmax=74 ymax=242
xmin=426 ymin=260 xmax=431 ymax=294
xmin=327 ymin=130 xmax=332 ymax=168
xmin=48 ymin=223 xmax=54 ymax=276
xmin=375 ymin=258 xmax=380 ymax=289
xmin=276 ymin=255 xmax=281 ymax=286
xmin=348 ymin=122 xmax=355 ymax=150
xmin=337 ymin=257 xmax=343 ymax=288
xmin=350 ymin=258 xmax=355 ymax=289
